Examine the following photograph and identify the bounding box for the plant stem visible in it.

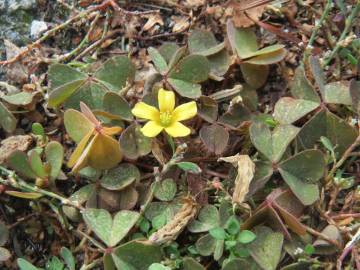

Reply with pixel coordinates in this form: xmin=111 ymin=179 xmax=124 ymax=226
xmin=138 ymin=144 xmax=187 ymax=216
xmin=57 ymin=13 xmax=101 ymax=62
xmin=0 ymin=166 xmax=84 ymax=210
xmin=305 ymin=225 xmax=342 ymax=249
xmin=74 ymin=29 xmax=123 ymax=61
xmin=323 ymin=2 xmax=360 ymax=66
xmin=303 ymin=0 xmax=333 ymax=61
xmin=79 ymin=257 xmax=103 ymax=270
xmin=325 ymin=134 xmax=360 ymax=183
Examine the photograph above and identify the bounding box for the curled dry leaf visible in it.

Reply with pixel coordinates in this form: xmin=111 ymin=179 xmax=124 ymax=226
xmin=229 ymin=0 xmax=267 ymax=28
xmin=185 ymin=0 xmax=205 ymax=8
xmin=143 ymin=14 xmax=164 ymax=33
xmin=218 ymin=154 xmax=255 ymax=206
xmin=149 ymin=196 xmax=198 ymax=245
xmin=171 ymin=16 xmax=190 ymax=33
xmin=4 ymin=40 xmax=28 ymax=84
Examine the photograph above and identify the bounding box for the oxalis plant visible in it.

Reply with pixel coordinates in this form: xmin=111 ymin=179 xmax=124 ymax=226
xmin=0 ymin=51 xmax=358 ymax=270
xmin=0 ymin=5 xmax=360 ymax=269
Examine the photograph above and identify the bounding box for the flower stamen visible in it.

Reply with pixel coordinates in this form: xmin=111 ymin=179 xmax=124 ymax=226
xmin=159 ymin=111 xmax=173 ymax=127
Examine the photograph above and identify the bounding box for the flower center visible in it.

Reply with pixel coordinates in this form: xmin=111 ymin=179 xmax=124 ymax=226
xmin=159 ymin=111 xmax=173 ymax=127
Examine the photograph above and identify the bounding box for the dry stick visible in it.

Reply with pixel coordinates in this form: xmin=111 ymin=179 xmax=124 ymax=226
xmin=133 ymin=28 xmax=189 ymax=41
xmin=7 ymin=212 xmax=40 ymax=229
xmin=323 ymin=1 xmax=360 ymax=66
xmin=332 ymin=213 xmax=360 ymax=220
xmin=353 ymin=248 xmax=360 ymax=270
xmin=337 ymin=227 xmax=360 ymax=270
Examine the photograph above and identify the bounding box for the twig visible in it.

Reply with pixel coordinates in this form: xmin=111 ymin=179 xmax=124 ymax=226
xmin=203 ymin=169 xmax=229 ymax=179
xmin=337 ymin=227 xmax=360 ymax=270
xmin=133 ymin=28 xmax=189 ymax=41
xmin=7 ymin=212 xmax=40 ymax=229
xmin=331 ymin=213 xmax=360 ymax=220
xmin=323 ymin=2 xmax=360 ymax=66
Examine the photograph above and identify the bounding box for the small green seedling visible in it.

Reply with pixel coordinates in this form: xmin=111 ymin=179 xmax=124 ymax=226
xmin=7 ymin=141 xmax=64 ymax=188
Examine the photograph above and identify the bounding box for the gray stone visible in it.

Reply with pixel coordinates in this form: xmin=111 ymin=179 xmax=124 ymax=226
xmin=0 ymin=1 xmax=6 ymax=11
xmin=8 ymin=0 xmax=36 ymax=12
xmin=30 ymin=20 xmax=47 ymax=38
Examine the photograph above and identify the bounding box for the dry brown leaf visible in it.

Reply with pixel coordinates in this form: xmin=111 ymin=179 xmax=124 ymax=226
xmin=218 ymin=154 xmax=255 ymax=206
xmin=171 ymin=16 xmax=190 ymax=33
xmin=111 ymin=12 xmax=141 ymax=37
xmin=4 ymin=40 xmax=29 ymax=84
xmin=88 ymin=25 xmax=104 ymax=42
xmin=149 ymin=196 xmax=198 ymax=245
xmin=185 ymin=0 xmax=205 ymax=8
xmin=143 ymin=14 xmax=164 ymax=32
xmin=228 ymin=0 xmax=268 ymax=28
xmin=151 ymin=139 xmax=167 ymax=166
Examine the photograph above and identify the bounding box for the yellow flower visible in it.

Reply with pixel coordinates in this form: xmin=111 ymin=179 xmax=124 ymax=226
xmin=65 ymin=102 xmax=123 ymax=173
xmin=132 ymin=89 xmax=197 ymax=137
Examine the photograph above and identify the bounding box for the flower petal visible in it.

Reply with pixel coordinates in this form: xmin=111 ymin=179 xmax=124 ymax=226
xmin=64 ymin=109 xmax=94 ymax=143
xmin=132 ymin=102 xmax=159 ymax=121
xmin=172 ymin=101 xmax=197 ymax=122
xmin=103 ymin=126 xmax=122 ymax=136
xmin=141 ymin=121 xmax=164 ymax=137
xmin=165 ymin=122 xmax=191 ymax=137
xmin=87 ymin=133 xmax=122 ymax=170
xmin=158 ymin=88 xmax=175 ymax=112
xmin=70 ymin=133 xmax=97 ymax=173
xmin=67 ymin=129 xmax=94 ymax=168
xmin=80 ymin=102 xmax=100 ymax=126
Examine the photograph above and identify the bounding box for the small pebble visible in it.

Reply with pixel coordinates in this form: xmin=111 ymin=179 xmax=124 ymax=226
xmin=30 ymin=20 xmax=48 ymax=39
